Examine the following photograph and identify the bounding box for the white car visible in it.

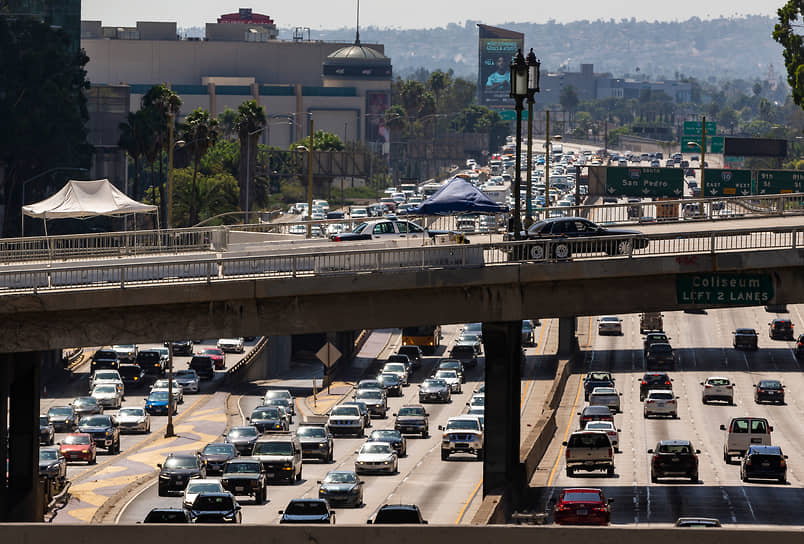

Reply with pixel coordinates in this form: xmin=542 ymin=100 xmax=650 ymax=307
xmin=644 ymin=390 xmax=679 ymax=418
xmin=433 ymin=369 xmax=462 ymax=393
xmin=327 ymin=405 xmax=364 ymax=437
xmin=183 ymin=478 xmax=225 ymax=508
xmin=701 ymin=376 xmax=734 ymax=404
xmin=598 ymin=316 xmax=622 ymax=335
xmin=584 ymin=420 xmax=620 ymax=450
xmin=264 ymin=389 xmax=295 ymax=415
xmin=467 ymin=393 xmax=485 ymax=410
xmin=89 ymin=370 xmax=124 ymax=395
xmin=151 ymin=379 xmax=184 ymax=404
xmin=589 ymin=387 xmax=622 ymax=413
xmin=380 ymin=362 xmax=409 ymax=386
xmin=217 ymin=338 xmax=245 ymax=353
xmin=354 ymin=442 xmax=398 ymax=474
xmin=90 ymin=384 xmax=124 ymax=409
xmin=116 ymin=406 xmax=151 ymax=434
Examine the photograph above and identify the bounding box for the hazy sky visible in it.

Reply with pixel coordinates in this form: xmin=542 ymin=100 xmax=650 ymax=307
xmin=81 ymin=1 xmax=777 ymax=30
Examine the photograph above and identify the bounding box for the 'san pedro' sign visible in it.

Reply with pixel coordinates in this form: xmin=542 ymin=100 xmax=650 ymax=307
xmin=676 ymin=273 xmax=774 ymax=306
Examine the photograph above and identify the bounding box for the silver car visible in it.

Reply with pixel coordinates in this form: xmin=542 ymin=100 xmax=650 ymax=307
xmin=589 ymin=387 xmax=621 ymax=413
xmin=174 ymin=369 xmax=200 ymax=394
xmin=117 ymin=406 xmax=151 ymax=433
xmin=354 ymin=442 xmax=398 ymax=475
xmin=91 ymin=384 xmax=123 ymax=409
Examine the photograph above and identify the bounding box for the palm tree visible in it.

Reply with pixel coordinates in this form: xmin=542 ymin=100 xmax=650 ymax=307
xmin=179 ymin=108 xmax=220 ymax=225
xmin=141 ymin=85 xmax=182 ymax=219
xmin=234 ymin=100 xmax=267 ymax=214
xmin=118 ymin=110 xmax=151 ymax=200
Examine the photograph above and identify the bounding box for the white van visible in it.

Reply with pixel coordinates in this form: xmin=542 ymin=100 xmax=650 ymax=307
xmin=720 ymin=417 xmax=772 ymax=463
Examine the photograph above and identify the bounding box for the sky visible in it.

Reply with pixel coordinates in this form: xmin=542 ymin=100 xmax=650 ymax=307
xmin=81 ymin=1 xmax=777 ymax=30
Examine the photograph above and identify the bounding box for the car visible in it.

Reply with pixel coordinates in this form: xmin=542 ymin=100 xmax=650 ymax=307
xmin=216 ymin=337 xmax=244 ymax=354
xmin=188 ymin=492 xmax=242 ymax=524
xmin=116 ymin=406 xmax=151 ymax=434
xmin=297 ymin=425 xmax=334 ymax=463
xmin=183 ymin=478 xmax=225 ymax=509
xmin=141 ymin=508 xmax=192 ymax=523
xmin=188 ymin=355 xmax=215 ymax=380
xmin=118 ymin=363 xmax=146 ymax=388
xmin=577 ymin=405 xmax=614 ymax=428
xmin=355 ymin=441 xmax=398 ymax=474
xmin=199 ymin=442 xmax=238 ymax=475
xmin=701 ymin=377 xmax=734 ymax=404
xmin=433 ymin=369 xmax=462 ymax=393
xmin=174 ymin=369 xmax=200 ymax=394
xmin=39 ymin=415 xmax=55 ymax=446
xmin=136 ymin=349 xmax=165 ymax=376
xmin=354 ymin=389 xmax=388 ymax=418
xmin=649 ymin=439 xmax=700 ymax=482
xmin=439 ymin=415 xmax=483 ymax=460
xmin=380 ymin=362 xmax=409 ymax=385
xmin=220 ymin=457 xmax=267 ymax=502
xmin=91 ymin=383 xmax=124 ymax=409
xmin=394 ymin=404 xmax=429 ymax=437
xmin=144 ymin=390 xmax=177 ymax=416
xmin=261 ymin=398 xmax=294 ymax=424
xmin=467 ymin=393 xmax=485 ymax=410
xmin=327 ymin=404 xmax=364 ymax=437
xmin=387 ymin=353 xmax=413 ymax=374
xmin=71 ymin=396 xmax=104 ymax=417
xmin=330 ymin=219 xmax=429 ymax=242
xmin=111 ymin=344 xmax=138 ymax=363
xmin=376 ymin=373 xmax=403 ymax=397
xmin=448 ymin=344 xmax=479 ymax=368
xmin=796 ymin=334 xmax=804 ymax=358
xmin=521 ymin=320 xmax=536 ymax=346
xmin=552 ymin=488 xmax=612 ymax=525
xmin=721 ymin=417 xmax=773 ymax=463
xmin=588 ymin=387 xmax=621 ymax=413
xmin=419 ymin=378 xmax=451 ymax=403
xmin=733 ymin=328 xmax=759 ymax=350
xmin=505 ymin=216 xmax=649 ymax=260
xmin=461 ymin=322 xmax=483 ymax=338
xmin=563 ymin=431 xmax=615 ymax=477
xmin=597 ymin=316 xmax=622 ymax=335
xmin=674 ymin=517 xmax=722 ymax=527
xmin=583 ymin=421 xmax=620 ymax=450
xmin=356 ymin=379 xmax=384 ymax=393
xmin=768 ymin=318 xmax=794 ymax=340
xmin=279 ymin=498 xmax=336 ymax=524
xmin=754 ymin=379 xmax=785 ymax=404
xmin=369 ymin=429 xmax=407 ymax=457
xmin=740 ymin=445 xmax=787 ymax=483
xmin=247 ymin=406 xmax=288 ymax=432
xmin=199 ymin=348 xmax=225 ymax=369
xmin=263 ymin=389 xmax=295 ymax=415
xmin=318 ymin=470 xmax=364 ymax=507
xmin=88 ymin=369 xmax=124 ymax=395
xmin=397 ymin=345 xmax=423 ymax=370
xmin=639 ymin=372 xmax=673 ymax=401
xmin=643 ymin=332 xmax=670 ymax=354
xmin=251 ymin=433 xmax=303 ymax=483
xmin=47 ymin=405 xmax=79 ymax=432
xmin=643 ymin=390 xmax=679 ymax=418
xmin=225 ymin=426 xmax=260 ymax=455
xmin=437 ymin=359 xmax=465 ymax=383
xmin=158 ymin=453 xmax=206 ymax=496
xmin=77 ymin=414 xmax=120 ymax=453
xmin=58 ymin=433 xmax=97 ymax=464
xmin=645 ymin=343 xmax=675 ymax=369
xmin=583 ymin=372 xmax=615 ymax=401
xmin=341 ymin=401 xmax=372 ymax=429
xmin=367 ymin=504 xmax=428 ymax=524
xmin=39 ymin=446 xmax=67 ymax=483
xmin=166 ymin=340 xmax=194 ymax=356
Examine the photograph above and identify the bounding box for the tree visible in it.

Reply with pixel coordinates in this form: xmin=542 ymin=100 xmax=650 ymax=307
xmin=170 ymin=168 xmax=239 ymax=227
xmin=217 ymin=107 xmax=238 ymax=140
xmin=179 ymin=108 xmax=220 ymax=225
xmin=427 ymin=70 xmax=452 ymax=109
xmin=774 ymin=1 xmax=804 ymax=108
xmin=293 ymin=130 xmax=344 ymax=151
xmin=560 ymin=86 xmax=580 ymax=112
xmin=141 ymin=85 xmax=182 ymax=219
xmin=118 ymin=110 xmax=152 ymax=200
xmin=234 ymin=100 xmax=266 ymax=214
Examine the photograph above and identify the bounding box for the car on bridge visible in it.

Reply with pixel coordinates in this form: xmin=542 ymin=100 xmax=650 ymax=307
xmin=367 ymin=504 xmax=428 ymax=524
xmin=644 ymin=390 xmax=679 ymax=418
xmin=317 ymin=470 xmax=364 ymax=508
xmin=39 ymin=447 xmax=67 ymax=483
xmin=39 ymin=416 xmax=55 ymax=446
xmin=583 ymin=372 xmax=615 ymax=401
xmin=439 ymin=415 xmax=483 ymax=460
xmin=643 ymin=331 xmax=670 ymax=354
xmin=279 ymin=498 xmax=336 ymax=524
xmin=157 ymin=453 xmax=207 ymax=496
xmin=563 ymin=431 xmax=615 ymax=477
xmin=58 ymin=433 xmax=96 ymax=464
xmin=220 ymin=458 xmax=267 ymax=503
xmin=187 ymin=492 xmax=242 ymax=524
xmin=330 ymin=219 xmax=428 ymax=242
xmin=355 ymin=442 xmax=398 ymax=474
xmin=198 ymin=442 xmax=238 ymax=475
xmin=297 ymin=425 xmax=334 ymax=463
xmin=418 ymin=378 xmax=451 ymax=403
xmin=721 ymin=417 xmax=773 ymax=463
xmin=639 ymin=372 xmax=673 ymax=401
xmin=78 ymin=414 xmax=120 ymax=453
xmin=394 ymin=404 xmax=429 ymax=437
xmin=645 ymin=343 xmax=675 ymax=369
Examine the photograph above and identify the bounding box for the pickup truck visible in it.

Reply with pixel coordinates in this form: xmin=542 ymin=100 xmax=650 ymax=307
xmin=563 ymin=430 xmax=615 ymax=477
xmin=438 ymin=415 xmax=483 ymax=460
xmin=583 ymin=371 xmax=615 ymax=401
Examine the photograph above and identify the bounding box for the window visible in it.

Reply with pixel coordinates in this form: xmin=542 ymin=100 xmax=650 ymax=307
xmin=732 ymin=419 xmax=749 ymax=433
xmin=750 ymin=420 xmax=767 ymax=433
xmin=373 ymin=222 xmax=394 ymax=235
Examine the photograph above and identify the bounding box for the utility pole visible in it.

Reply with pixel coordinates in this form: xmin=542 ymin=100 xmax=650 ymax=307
xmin=544 ymin=110 xmax=550 ymax=214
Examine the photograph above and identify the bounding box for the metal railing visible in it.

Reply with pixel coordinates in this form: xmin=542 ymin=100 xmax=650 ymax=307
xmin=0 ymin=225 xmax=800 ymax=295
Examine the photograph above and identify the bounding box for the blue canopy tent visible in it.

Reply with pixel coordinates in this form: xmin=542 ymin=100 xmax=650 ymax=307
xmin=407 ymin=177 xmax=509 ymax=215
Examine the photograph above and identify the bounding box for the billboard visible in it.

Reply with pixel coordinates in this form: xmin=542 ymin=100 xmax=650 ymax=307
xmin=477 ymin=24 xmax=524 ymax=108
xmin=365 ymin=91 xmax=390 ymax=145
xmin=724 ymin=137 xmax=787 ymax=158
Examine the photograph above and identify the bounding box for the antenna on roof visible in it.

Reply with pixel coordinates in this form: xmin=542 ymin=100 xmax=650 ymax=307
xmin=355 ymin=0 xmax=360 ymax=45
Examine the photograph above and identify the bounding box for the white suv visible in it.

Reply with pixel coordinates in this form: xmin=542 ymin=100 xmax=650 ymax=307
xmin=701 ymin=377 xmax=734 ymax=405
xmin=643 ymin=390 xmax=679 ymax=418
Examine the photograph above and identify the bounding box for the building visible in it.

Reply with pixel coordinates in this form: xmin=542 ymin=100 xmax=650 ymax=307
xmin=5 ymin=0 xmax=81 ymax=51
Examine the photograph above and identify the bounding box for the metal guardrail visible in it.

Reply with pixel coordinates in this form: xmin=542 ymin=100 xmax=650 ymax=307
xmin=0 ymin=226 xmax=800 ymax=295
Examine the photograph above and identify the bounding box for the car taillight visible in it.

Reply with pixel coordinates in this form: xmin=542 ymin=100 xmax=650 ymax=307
xmin=333 ymin=236 xmax=342 ymax=241
xmin=665 ymin=381 xmax=671 ymax=385
xmin=780 ymin=458 xmax=786 ymax=467
xmin=641 ymin=381 xmax=647 ymax=385
xmin=652 ymin=455 xmax=659 ymax=463
xmin=704 ymin=384 xmax=712 ymax=388
xmin=608 ymin=447 xmax=613 ymax=458
xmin=667 ymin=399 xmax=676 ymax=404
xmin=593 ymin=506 xmax=608 ymax=512
xmin=726 ymin=385 xmax=733 ymax=389
xmin=646 ymin=400 xmax=655 ymax=403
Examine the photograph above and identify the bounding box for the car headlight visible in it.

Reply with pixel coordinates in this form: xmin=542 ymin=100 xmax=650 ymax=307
xmin=318 ymin=443 xmax=326 ymax=447
xmin=81 ymin=449 xmax=89 ymax=454
xmin=382 ymin=460 xmax=391 ymax=465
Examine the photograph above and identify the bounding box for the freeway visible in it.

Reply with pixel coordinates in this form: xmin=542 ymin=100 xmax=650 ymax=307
xmin=533 ymin=304 xmax=804 ymax=527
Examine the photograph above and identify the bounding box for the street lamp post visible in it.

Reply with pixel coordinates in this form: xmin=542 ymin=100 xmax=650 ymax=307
xmin=164 ymin=341 xmax=175 ymax=437
xmin=524 ymin=49 xmax=541 ymax=228
xmin=509 ymin=49 xmax=528 ymax=240
xmin=295 ymin=118 xmax=315 ymax=238
xmin=167 ymin=112 xmax=176 ymax=228
xmin=245 ymin=127 xmax=264 ymax=223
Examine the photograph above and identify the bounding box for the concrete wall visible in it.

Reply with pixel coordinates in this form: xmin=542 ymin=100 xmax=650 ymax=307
xmin=245 ymin=335 xmax=291 ymax=380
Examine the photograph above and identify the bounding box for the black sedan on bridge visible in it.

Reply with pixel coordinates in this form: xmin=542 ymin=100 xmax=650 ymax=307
xmin=504 ymin=217 xmax=649 ymax=260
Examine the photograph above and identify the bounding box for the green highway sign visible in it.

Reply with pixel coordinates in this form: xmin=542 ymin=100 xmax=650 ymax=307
xmin=677 ymin=273 xmax=773 ymax=306
xmin=499 ymin=109 xmax=528 ymax=121
xmin=702 ymin=169 xmax=752 ymax=197
xmin=683 ymin=120 xmax=717 ymax=135
xmin=681 ymin=135 xmax=724 ymax=153
xmin=605 ymin=167 xmax=684 ymax=198
xmin=756 ymin=170 xmax=804 ymax=194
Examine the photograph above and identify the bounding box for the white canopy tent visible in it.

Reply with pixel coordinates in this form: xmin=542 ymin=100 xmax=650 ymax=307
xmin=21 ymin=179 xmax=159 ymax=236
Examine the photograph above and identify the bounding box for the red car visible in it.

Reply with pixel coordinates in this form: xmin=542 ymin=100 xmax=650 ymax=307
xmin=200 ymin=348 xmax=225 ymax=370
xmin=59 ymin=433 xmax=97 ymax=464
xmin=553 ymin=488 xmax=613 ymax=525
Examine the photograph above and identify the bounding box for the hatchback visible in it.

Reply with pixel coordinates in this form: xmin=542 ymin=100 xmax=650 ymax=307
xmin=597 ymin=316 xmax=622 ymax=335
xmin=643 ymin=390 xmax=678 ymax=418
xmin=701 ymin=377 xmax=734 ymax=404
xmin=740 ymin=445 xmax=787 ymax=483
xmin=768 ymin=319 xmax=794 ymax=340
xmin=552 ymin=488 xmax=612 ymax=525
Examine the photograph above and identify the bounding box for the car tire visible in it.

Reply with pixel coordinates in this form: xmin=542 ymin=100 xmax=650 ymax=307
xmin=724 ymin=452 xmax=731 ymax=464
xmin=296 ymin=468 xmax=302 ymax=482
xmin=422 ymin=430 xmax=428 ymax=438
xmin=616 ymin=240 xmax=633 ymax=255
xmin=529 ymin=244 xmax=546 ymax=260
xmin=90 ymin=454 xmax=97 ymax=465
xmin=607 ymin=466 xmax=615 ymax=477
xmin=327 ymin=449 xmax=334 ymax=463
xmin=441 ymin=450 xmax=449 ymax=461
xmin=651 ymin=472 xmax=658 ymax=483
xmin=566 ymin=468 xmax=574 ymax=477
xmin=691 ymin=472 xmax=698 ymax=482
xmin=554 ymin=243 xmax=571 ymax=260
xmin=158 ymin=486 xmax=167 ymax=497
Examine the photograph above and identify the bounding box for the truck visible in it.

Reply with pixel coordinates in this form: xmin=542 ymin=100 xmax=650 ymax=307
xmin=640 ymin=312 xmax=664 ymax=334
xmin=562 ymin=430 xmax=615 ymax=477
xmin=438 ymin=415 xmax=484 ymax=460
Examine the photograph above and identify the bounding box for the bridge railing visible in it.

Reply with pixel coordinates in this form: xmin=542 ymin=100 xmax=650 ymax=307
xmin=0 ymin=225 xmax=800 ymax=294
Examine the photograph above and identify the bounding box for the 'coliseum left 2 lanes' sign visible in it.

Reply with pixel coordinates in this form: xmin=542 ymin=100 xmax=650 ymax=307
xmin=676 ymin=273 xmax=774 ymax=306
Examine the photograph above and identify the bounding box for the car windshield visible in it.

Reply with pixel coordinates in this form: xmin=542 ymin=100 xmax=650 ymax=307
xmin=118 ymin=408 xmax=144 ymax=417
xmin=601 ymin=316 xmax=619 ymax=323
xmin=224 ymin=462 xmax=260 ymax=474
xmin=383 ymin=363 xmax=406 ymax=373
xmin=40 ymin=450 xmax=59 ymax=460
xmin=297 ymin=427 xmax=326 ymax=438
xmin=470 ymin=396 xmax=485 ymax=405
xmin=360 ymin=443 xmax=392 ymax=454
xmin=252 ymin=409 xmax=281 ymax=419
xmin=285 ymin=501 xmax=328 ymax=516
xmin=644 ymin=374 xmax=669 ymax=383
xmin=758 ymin=380 xmax=782 ymax=389
xmin=265 ymin=391 xmax=291 ymax=400
xmin=203 ymin=444 xmax=235 ymax=455
xmin=446 ymin=419 xmax=480 ymax=431
xmin=435 ymin=370 xmax=457 ymax=380
xmin=228 ymin=427 xmax=257 ymax=438
xmin=331 ymin=406 xmax=359 ymax=417
xmin=175 ymin=371 xmax=196 ymax=379
xmin=73 ymin=397 xmax=96 ymax=406
xmin=357 ymin=391 xmax=383 ymax=400
xmin=358 ymin=381 xmax=382 ymax=390
xmin=587 ymin=373 xmax=612 ymax=381
xmin=81 ymin=416 xmax=110 ymax=426
xmin=451 ymin=346 xmax=473 ymax=354
xmin=563 ymin=491 xmax=602 ymax=502
xmin=49 ymin=407 xmax=72 ymax=416
xmin=186 ymin=482 xmax=222 ymax=494
xmin=371 ymin=430 xmax=400 ymax=440
xmin=424 ymin=379 xmax=446 ymax=388
xmin=63 ymin=434 xmax=91 ymax=445
xmin=149 ymin=391 xmax=169 ymax=401
xmin=323 ymin=472 xmax=356 ymax=484
xmin=193 ymin=495 xmax=234 ymax=510
xmin=378 ymin=374 xmax=399 ymax=384
xmin=398 ymin=407 xmax=425 ymax=417
xmin=253 ymin=442 xmax=293 ymax=455
xmin=93 ymin=385 xmax=117 ymax=394
xmin=39 ymin=416 xmax=49 ymax=426
xmin=95 ymin=372 xmax=118 ymax=380
xmin=164 ymin=457 xmax=198 ymax=469
xmin=201 ymin=349 xmax=223 ymax=356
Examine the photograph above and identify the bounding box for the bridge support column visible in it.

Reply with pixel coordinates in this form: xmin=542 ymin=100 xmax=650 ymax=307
xmin=558 ymin=316 xmax=578 ymax=356
xmin=481 ymin=321 xmax=524 ymax=505
xmin=0 ymin=352 xmax=43 ymax=521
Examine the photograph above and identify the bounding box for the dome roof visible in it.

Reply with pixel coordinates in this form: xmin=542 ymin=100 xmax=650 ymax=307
xmin=327 ymin=44 xmax=388 ymax=61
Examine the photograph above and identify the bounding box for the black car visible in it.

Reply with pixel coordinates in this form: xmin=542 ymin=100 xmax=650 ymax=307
xmin=733 ymin=328 xmax=759 ymax=350
xmin=740 ymin=445 xmax=787 ymax=483
xmin=39 ymin=447 xmax=67 ymax=483
xmin=643 ymin=332 xmax=670 ymax=354
xmin=577 ymin=405 xmax=614 ymax=427
xmin=189 ymin=355 xmax=215 ymax=380
xmin=368 ymin=504 xmax=428 ymax=524
xmin=157 ymin=453 xmax=206 ymax=496
xmin=796 ymin=334 xmax=804 ymax=358
xmin=167 ymin=340 xmax=194 ymax=356
xmin=645 ymin=343 xmax=675 ymax=369
xmin=397 ymin=345 xmax=423 ymax=370
xmin=77 ymin=414 xmax=120 ymax=453
xmin=648 ymin=439 xmax=700 ymax=482
xmin=297 ymin=425 xmax=334 ymax=462
xmin=279 ymin=498 xmax=336 ymax=524
xmin=369 ymin=429 xmax=407 ymax=457
xmin=225 ymin=426 xmax=260 ymax=455
xmin=188 ymin=492 xmax=242 ymax=523
xmin=377 ymin=373 xmax=403 ymax=396
xmin=247 ymin=406 xmax=287 ymax=433
xmin=754 ymin=379 xmax=785 ymax=404
xmin=136 ymin=349 xmax=165 ymax=376
xmin=220 ymin=458 xmax=267 ymax=504
xmin=199 ymin=442 xmax=238 ymax=475
xmin=317 ymin=470 xmax=364 ymax=507
xmin=505 ymin=216 xmax=648 ymax=260
xmin=47 ymin=405 xmax=79 ymax=432
xmin=91 ymin=349 xmax=119 ymax=372
xmin=118 ymin=363 xmax=146 ymax=388
xmin=449 ymin=344 xmax=479 ymax=368
xmin=142 ymin=508 xmax=192 ymax=523
xmin=583 ymin=372 xmax=615 ymax=401
xmin=39 ymin=415 xmax=55 ymax=445
xmin=768 ymin=319 xmax=794 ymax=340
xmin=438 ymin=360 xmax=466 ymax=383
xmin=639 ymin=373 xmax=673 ymax=401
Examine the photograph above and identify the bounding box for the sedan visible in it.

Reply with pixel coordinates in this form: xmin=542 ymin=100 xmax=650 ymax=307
xmin=376 ymin=373 xmax=403 ymax=397
xmin=39 ymin=415 xmax=55 ymax=446
xmin=47 ymin=406 xmax=79 ymax=432
xmin=369 ymin=429 xmax=407 ymax=457
xmin=72 ymin=396 xmax=104 ymax=417
xmin=597 ymin=316 xmax=622 ymax=335
xmin=188 ymin=492 xmax=242 ymax=524
xmin=217 ymin=338 xmax=245 ymax=354
xmin=199 ymin=442 xmax=239 ymax=475
xmin=199 ymin=348 xmax=225 ymax=370
xmin=418 ymin=378 xmax=451 ymax=403
xmin=145 ymin=390 xmax=177 ymax=416
xmin=754 ymin=380 xmax=785 ymax=404
xmin=588 ymin=387 xmax=621 ymax=413
xmin=553 ymin=488 xmax=612 ymax=525
xmin=318 ymin=470 xmax=364 ymax=508
xmin=279 ymin=498 xmax=335 ymax=524
xmin=183 ymin=479 xmax=225 ymax=509
xmin=116 ymin=407 xmax=151 ymax=434
xmin=355 ymin=442 xmax=398 ymax=475
xmin=433 ymin=370 xmax=462 ymax=393
xmin=225 ymin=426 xmax=260 ymax=455
xmin=91 ymin=384 xmax=124 ymax=409
xmin=174 ymin=369 xmax=200 ymax=394
xmin=59 ymin=433 xmax=97 ymax=464
xmin=39 ymin=447 xmax=67 ymax=482
xmin=151 ymin=379 xmax=184 ymax=404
